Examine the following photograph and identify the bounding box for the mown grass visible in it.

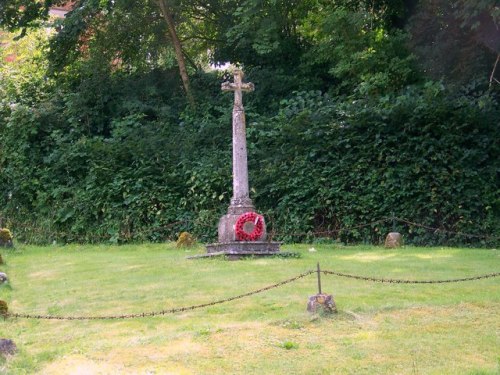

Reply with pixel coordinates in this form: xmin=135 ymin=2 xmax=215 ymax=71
xmin=0 ymin=243 xmax=499 ymax=374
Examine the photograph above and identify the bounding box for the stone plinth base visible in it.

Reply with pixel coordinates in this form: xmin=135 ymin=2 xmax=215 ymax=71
xmin=207 ymin=241 xmax=280 ymax=254
xmin=195 ymin=241 xmax=281 ymax=259
xmin=218 ymin=212 xmax=268 ymax=243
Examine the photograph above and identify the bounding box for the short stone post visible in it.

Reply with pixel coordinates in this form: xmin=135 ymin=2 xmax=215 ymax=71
xmin=385 ymin=213 xmax=402 ymax=248
xmin=307 ymin=263 xmax=337 ymax=314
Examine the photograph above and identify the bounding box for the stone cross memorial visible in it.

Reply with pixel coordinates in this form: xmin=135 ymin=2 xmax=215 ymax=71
xmin=206 ymin=69 xmax=280 ymax=257
xmin=221 ymin=69 xmax=254 ymax=213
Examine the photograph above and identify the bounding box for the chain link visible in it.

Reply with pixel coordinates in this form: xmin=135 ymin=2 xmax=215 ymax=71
xmin=4 ymin=270 xmax=315 ymax=321
xmin=322 ymin=270 xmax=500 ymax=284
xmin=4 ymin=269 xmax=499 ymax=320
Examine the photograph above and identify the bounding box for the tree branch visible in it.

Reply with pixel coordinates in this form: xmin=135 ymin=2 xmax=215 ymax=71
xmin=490 ymin=53 xmax=500 ymax=88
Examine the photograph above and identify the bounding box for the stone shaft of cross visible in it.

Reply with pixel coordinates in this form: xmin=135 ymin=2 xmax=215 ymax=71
xmin=222 ymin=69 xmax=255 ymax=208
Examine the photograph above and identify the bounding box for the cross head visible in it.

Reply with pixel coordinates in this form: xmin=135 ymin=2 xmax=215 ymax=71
xmin=221 ymin=69 xmax=254 ymax=109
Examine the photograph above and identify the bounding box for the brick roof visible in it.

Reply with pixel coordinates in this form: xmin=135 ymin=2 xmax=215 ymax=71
xmin=51 ymin=2 xmax=75 ymax=11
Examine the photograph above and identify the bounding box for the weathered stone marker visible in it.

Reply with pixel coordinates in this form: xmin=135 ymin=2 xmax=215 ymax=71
xmin=385 ymin=214 xmax=402 ymax=248
xmin=385 ymin=232 xmax=402 ymax=248
xmin=205 ymin=69 xmax=280 ymax=257
xmin=307 ymin=263 xmax=337 ymax=314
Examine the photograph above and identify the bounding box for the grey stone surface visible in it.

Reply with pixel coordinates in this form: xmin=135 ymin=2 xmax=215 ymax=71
xmin=206 ymin=241 xmax=280 ymax=254
xmin=222 ymin=69 xmax=254 ymax=211
xmin=307 ymin=293 xmax=337 ymax=314
xmin=385 ymin=232 xmax=403 ymax=248
xmin=0 ymin=339 xmax=17 ymax=357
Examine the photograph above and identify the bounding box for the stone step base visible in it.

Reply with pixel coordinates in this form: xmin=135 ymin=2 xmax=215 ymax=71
xmin=206 ymin=241 xmax=281 ymax=254
xmin=188 ymin=251 xmax=297 ymax=260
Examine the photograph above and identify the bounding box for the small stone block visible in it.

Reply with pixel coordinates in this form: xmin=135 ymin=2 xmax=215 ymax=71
xmin=307 ymin=293 xmax=337 ymax=314
xmin=385 ymin=232 xmax=402 ymax=248
xmin=0 ymin=339 xmax=17 ymax=357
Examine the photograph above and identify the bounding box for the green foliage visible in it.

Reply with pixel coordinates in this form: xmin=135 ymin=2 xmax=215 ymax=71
xmin=0 ymin=229 xmax=13 ymax=242
xmin=279 ymin=340 xmax=299 ymax=350
xmin=0 ymin=1 xmax=498 ymax=246
xmin=176 ymin=232 xmax=196 ymax=248
xmin=0 ymin=0 xmax=55 ymax=33
xmin=407 ymin=0 xmax=499 ymax=86
xmin=249 ymin=87 xmax=499 ymax=246
xmin=301 ymin=5 xmax=419 ymax=96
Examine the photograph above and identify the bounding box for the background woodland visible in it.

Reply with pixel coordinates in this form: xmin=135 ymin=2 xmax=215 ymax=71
xmin=0 ymin=0 xmax=498 ymax=246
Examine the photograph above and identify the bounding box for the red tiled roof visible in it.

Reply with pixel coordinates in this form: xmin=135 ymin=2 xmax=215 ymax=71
xmin=51 ymin=2 xmax=75 ymax=11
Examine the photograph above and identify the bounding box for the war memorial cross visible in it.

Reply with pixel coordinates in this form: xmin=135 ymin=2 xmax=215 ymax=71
xmin=203 ymin=68 xmax=280 ymax=255
xmin=221 ymin=69 xmax=255 ymax=210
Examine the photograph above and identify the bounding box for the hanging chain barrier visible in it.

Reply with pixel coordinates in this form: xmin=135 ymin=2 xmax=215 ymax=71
xmin=321 ymin=270 xmax=500 ymax=284
xmin=3 ymin=268 xmax=499 ymax=321
xmin=4 ymin=271 xmax=315 ymax=321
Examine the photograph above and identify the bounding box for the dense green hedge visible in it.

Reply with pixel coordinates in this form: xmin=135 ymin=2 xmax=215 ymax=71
xmin=0 ymin=70 xmax=498 ymax=246
xmin=250 ymin=87 xmax=499 ymax=246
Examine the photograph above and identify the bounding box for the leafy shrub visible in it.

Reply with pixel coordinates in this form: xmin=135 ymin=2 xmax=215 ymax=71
xmin=249 ymin=86 xmax=499 ymax=247
xmin=0 ymin=229 xmax=13 ymax=242
xmin=176 ymin=232 xmax=195 ymax=248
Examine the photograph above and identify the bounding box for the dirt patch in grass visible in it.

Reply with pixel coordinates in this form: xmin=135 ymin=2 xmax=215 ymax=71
xmin=39 ymin=355 xmax=127 ymax=375
xmin=28 ymin=270 xmax=59 ymax=280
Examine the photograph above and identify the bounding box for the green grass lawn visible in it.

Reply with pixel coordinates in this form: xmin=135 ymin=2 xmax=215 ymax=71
xmin=0 ymin=243 xmax=499 ymax=374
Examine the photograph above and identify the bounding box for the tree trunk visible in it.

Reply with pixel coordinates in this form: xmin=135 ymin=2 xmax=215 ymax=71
xmin=156 ymin=0 xmax=195 ymax=106
xmin=490 ymin=53 xmax=499 ymax=88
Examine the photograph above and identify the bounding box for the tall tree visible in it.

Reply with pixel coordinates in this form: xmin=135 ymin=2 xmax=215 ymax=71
xmin=156 ymin=0 xmax=194 ymax=105
xmin=407 ymin=0 xmax=499 ymax=87
xmin=1 ymin=0 xmax=206 ymax=102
